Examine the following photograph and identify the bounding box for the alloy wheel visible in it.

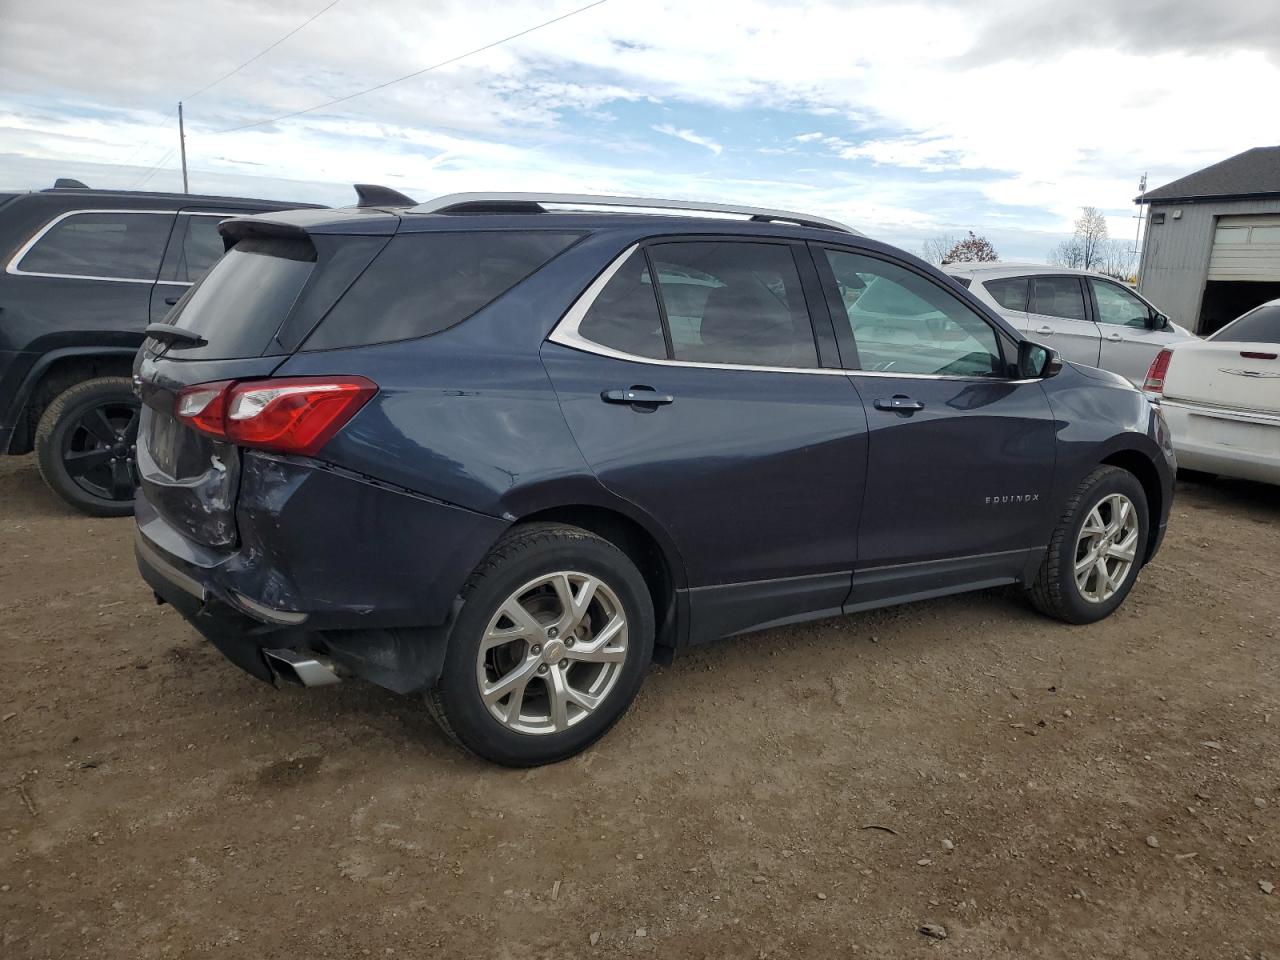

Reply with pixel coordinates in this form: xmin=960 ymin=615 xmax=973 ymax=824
xmin=476 ymin=571 xmax=629 ymax=735
xmin=61 ymin=400 xmax=140 ymax=502
xmin=1074 ymin=493 xmax=1139 ymax=603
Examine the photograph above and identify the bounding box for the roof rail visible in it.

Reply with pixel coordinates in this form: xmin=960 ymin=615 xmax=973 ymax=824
xmin=409 ymin=192 xmax=859 ymax=234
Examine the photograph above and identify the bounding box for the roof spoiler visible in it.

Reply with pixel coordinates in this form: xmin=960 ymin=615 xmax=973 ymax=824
xmin=353 ymin=183 xmax=416 ymax=208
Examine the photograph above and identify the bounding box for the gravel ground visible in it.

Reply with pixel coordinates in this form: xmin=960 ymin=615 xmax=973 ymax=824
xmin=1 ymin=453 xmax=1277 ymax=959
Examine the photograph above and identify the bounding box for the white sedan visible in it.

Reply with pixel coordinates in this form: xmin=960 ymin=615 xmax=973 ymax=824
xmin=1143 ymin=299 xmax=1280 ymax=485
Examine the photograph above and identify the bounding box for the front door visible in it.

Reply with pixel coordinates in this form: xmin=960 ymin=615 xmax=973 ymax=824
xmin=542 ymin=237 xmax=869 ymax=642
xmin=1089 ymin=277 xmax=1171 ymax=384
xmin=814 ymin=245 xmax=1058 ymax=606
xmin=1026 ymin=274 xmax=1101 ymax=367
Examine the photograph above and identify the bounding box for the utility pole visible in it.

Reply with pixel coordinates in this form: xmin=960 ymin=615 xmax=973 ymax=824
xmin=1132 ymin=172 xmax=1147 ymax=285
xmin=178 ymin=101 xmax=189 ymax=194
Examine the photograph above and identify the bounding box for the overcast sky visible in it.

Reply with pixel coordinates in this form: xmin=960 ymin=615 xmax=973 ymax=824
xmin=1 ymin=0 xmax=1276 ymax=259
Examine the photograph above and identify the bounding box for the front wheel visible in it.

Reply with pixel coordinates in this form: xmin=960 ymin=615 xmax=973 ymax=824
xmin=1027 ymin=466 xmax=1149 ymax=624
xmin=34 ymin=377 xmax=140 ymax=517
xmin=427 ymin=523 xmax=655 ymax=766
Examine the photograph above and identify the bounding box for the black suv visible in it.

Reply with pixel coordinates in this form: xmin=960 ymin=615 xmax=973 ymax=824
xmin=0 ymin=180 xmax=320 ymax=515
xmin=134 ymin=192 xmax=1175 ymax=766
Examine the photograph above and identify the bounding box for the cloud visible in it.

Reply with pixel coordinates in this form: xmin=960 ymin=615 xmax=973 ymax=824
xmin=1 ymin=0 xmax=1276 ymax=261
xmin=651 ymin=123 xmax=723 ymax=154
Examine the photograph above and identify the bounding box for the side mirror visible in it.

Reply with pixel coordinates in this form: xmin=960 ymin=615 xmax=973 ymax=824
xmin=1149 ymin=312 xmax=1170 ymax=331
xmin=1018 ymin=340 xmax=1063 ymax=379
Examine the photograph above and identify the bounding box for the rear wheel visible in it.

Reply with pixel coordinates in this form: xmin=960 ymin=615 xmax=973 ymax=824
xmin=34 ymin=377 xmax=140 ymax=517
xmin=427 ymin=523 xmax=655 ymax=766
xmin=1027 ymin=466 xmax=1149 ymax=624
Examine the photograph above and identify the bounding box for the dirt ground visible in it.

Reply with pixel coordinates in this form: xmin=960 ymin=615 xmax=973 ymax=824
xmin=1 ymin=453 xmax=1277 ymax=959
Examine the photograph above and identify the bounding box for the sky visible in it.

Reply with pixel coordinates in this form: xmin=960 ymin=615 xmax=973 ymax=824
xmin=1 ymin=0 xmax=1277 ymax=261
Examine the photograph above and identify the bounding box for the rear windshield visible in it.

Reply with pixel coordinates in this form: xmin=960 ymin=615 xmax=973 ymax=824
xmin=303 ymin=231 xmax=582 ymax=351
xmin=1213 ymin=304 xmax=1280 ymax=344
xmin=160 ymin=236 xmax=315 ymax=359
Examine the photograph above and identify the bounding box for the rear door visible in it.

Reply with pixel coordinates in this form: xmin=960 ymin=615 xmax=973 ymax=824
xmin=543 ymin=236 xmax=869 ymax=640
xmin=813 ymin=244 xmax=1057 ymax=604
xmin=1089 ymin=277 xmax=1177 ymax=384
xmin=1026 ymin=275 xmax=1101 ymax=366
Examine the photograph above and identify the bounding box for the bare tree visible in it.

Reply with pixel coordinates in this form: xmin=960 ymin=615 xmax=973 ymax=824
xmin=942 ymin=231 xmax=999 ymax=264
xmin=918 ymin=233 xmax=962 ymax=266
xmin=1048 ymin=237 xmax=1085 ymax=269
xmin=1097 ymin=239 xmax=1137 ymax=282
xmin=1048 ymin=206 xmax=1112 ymax=270
xmin=1074 ymin=206 xmax=1109 ymax=270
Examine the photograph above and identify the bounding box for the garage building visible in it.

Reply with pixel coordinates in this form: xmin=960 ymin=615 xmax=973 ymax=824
xmin=1136 ymin=145 xmax=1280 ymax=334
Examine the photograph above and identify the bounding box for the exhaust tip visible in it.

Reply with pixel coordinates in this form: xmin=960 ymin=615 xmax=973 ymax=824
xmin=263 ymin=648 xmax=342 ymax=687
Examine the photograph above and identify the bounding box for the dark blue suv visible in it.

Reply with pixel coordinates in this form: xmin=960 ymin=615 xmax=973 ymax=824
xmin=133 ymin=191 xmax=1175 ymax=766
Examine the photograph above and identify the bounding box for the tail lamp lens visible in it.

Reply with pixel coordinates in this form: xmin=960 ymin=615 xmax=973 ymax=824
xmin=175 ymin=377 xmax=377 ymax=456
xmin=1142 ymin=349 xmax=1172 ymax=395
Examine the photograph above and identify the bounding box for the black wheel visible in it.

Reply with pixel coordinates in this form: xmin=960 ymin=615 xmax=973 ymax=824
xmin=1027 ymin=465 xmax=1149 ymax=625
xmin=427 ymin=522 xmax=655 ymax=766
xmin=34 ymin=376 xmax=140 ymax=517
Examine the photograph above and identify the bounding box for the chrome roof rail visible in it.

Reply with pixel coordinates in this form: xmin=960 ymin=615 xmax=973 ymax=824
xmin=408 ymin=192 xmax=859 ymax=234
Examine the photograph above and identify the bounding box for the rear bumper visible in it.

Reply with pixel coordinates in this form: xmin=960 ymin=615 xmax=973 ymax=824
xmin=135 ymin=451 xmax=510 ymax=692
xmin=1162 ymin=400 xmax=1280 ymax=485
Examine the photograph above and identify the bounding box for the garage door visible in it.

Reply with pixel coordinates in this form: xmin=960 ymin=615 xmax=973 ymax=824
xmin=1209 ymin=215 xmax=1280 ymax=281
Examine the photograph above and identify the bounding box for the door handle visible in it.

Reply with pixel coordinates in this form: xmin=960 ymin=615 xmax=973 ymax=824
xmin=1036 ymin=325 xmax=1054 ymax=335
xmin=602 ymin=386 xmax=674 ymax=407
xmin=163 ymin=296 xmax=180 ymax=306
xmin=1106 ymin=332 xmax=1123 ymax=342
xmin=873 ymin=396 xmax=925 ymax=412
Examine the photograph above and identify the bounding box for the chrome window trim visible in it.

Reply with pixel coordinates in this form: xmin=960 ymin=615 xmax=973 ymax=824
xmin=547 ymin=244 xmax=1035 ymax=384
xmin=6 ymin=208 xmax=178 ymax=284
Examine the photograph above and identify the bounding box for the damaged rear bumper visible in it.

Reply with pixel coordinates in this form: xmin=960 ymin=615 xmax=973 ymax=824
xmin=134 ymin=451 xmax=508 ymax=693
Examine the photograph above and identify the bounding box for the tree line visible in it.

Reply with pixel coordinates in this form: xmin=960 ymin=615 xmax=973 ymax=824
xmin=916 ymin=206 xmax=1137 ymax=282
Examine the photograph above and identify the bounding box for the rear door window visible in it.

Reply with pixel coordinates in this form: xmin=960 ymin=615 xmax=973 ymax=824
xmin=1029 ymin=276 xmax=1087 ymax=321
xmin=305 ymin=231 xmax=582 ymax=351
xmin=647 ymin=241 xmax=819 ymax=368
xmin=16 ymin=210 xmax=173 ymax=281
xmin=984 ymin=277 xmax=1029 ymax=311
xmin=157 ymin=236 xmax=315 ymax=359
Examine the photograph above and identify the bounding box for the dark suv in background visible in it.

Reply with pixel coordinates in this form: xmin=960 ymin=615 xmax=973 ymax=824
xmin=134 ymin=192 xmax=1175 ymax=766
xmin=0 ymin=180 xmax=321 ymax=514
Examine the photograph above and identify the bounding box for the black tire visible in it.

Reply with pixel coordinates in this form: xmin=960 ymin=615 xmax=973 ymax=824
xmin=34 ymin=376 xmax=140 ymax=517
xmin=1027 ymin=466 xmax=1149 ymax=625
xmin=427 ymin=522 xmax=655 ymax=766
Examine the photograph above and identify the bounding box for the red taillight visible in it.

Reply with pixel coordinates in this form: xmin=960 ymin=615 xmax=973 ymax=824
xmin=176 ymin=377 xmax=377 ymax=455
xmin=1142 ymin=349 xmax=1173 ymax=395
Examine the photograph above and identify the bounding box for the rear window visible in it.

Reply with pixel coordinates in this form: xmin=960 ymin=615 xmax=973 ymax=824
xmin=159 ymin=236 xmax=315 ymax=359
xmin=1213 ymin=304 xmax=1280 ymax=344
xmin=303 ymin=231 xmax=582 ymax=351
xmin=951 ymin=276 xmax=971 ymax=289
xmin=17 ymin=210 xmax=173 ymax=280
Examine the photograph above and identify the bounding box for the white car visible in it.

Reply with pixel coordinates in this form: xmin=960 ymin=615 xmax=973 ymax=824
xmin=1143 ymin=299 xmax=1280 ymax=485
xmin=943 ymin=263 xmax=1196 ymax=384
